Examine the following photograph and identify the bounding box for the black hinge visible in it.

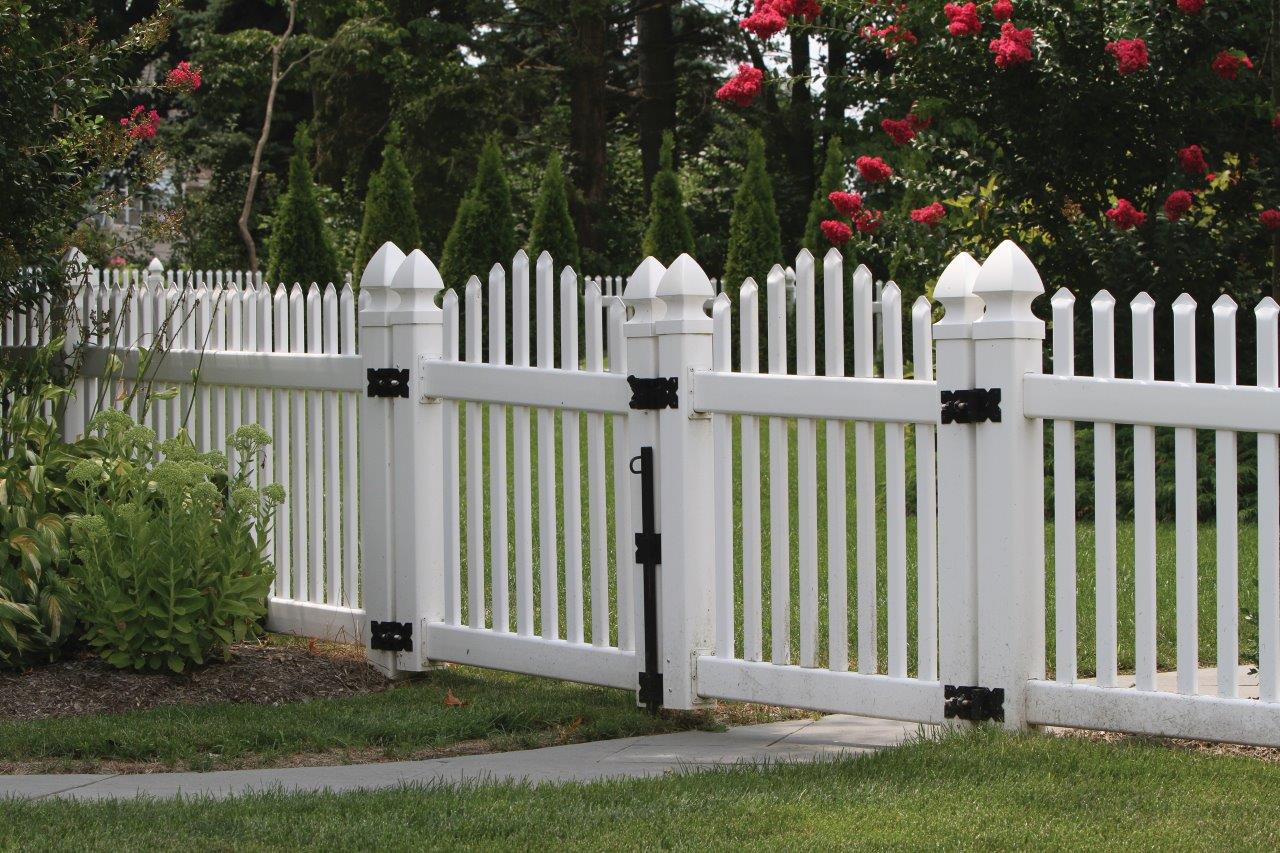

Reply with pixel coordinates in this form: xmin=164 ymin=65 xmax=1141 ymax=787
xmin=634 ymin=531 xmax=662 ymax=566
xmin=627 ymin=375 xmax=679 ymax=410
xmin=370 ymin=620 xmax=413 ymax=652
xmin=943 ymin=685 xmax=1005 ymax=722
xmin=367 ymin=368 xmax=410 ymax=399
xmin=940 ymin=388 xmax=1002 ymax=424
xmin=638 ymin=671 xmax=664 ymax=709
xmin=632 ymin=446 xmax=663 ymax=714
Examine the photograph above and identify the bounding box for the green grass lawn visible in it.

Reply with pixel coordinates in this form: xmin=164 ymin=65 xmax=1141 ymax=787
xmin=0 ymin=665 xmax=767 ymax=773
xmin=3 ymin=729 xmax=1278 ymax=849
xmin=461 ymin=407 xmax=1258 ymax=678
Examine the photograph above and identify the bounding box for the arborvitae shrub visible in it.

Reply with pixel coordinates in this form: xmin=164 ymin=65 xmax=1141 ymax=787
xmin=440 ymin=136 xmax=517 ymax=292
xmin=722 ymin=131 xmax=782 ymax=366
xmin=641 ymin=132 xmax=695 ymax=265
xmin=802 ymin=136 xmax=847 ymax=373
xmin=528 ymin=151 xmax=581 ymax=273
xmin=353 ymin=124 xmax=421 ymax=280
xmin=266 ymin=127 xmax=340 ymax=287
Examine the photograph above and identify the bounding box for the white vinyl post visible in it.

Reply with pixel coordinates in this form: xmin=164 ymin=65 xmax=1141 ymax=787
xmin=932 ymin=252 xmax=982 ymax=690
xmin=358 ymin=242 xmax=445 ymax=676
xmin=59 ymin=247 xmax=90 ymax=442
xmin=622 ymin=257 xmax=665 ymax=705
xmin=653 ymin=254 xmax=716 ymax=709
xmin=971 ymin=241 xmax=1046 ymax=729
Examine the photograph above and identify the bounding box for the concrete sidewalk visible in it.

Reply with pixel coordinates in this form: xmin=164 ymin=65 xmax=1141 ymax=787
xmin=0 ymin=714 xmax=927 ymax=802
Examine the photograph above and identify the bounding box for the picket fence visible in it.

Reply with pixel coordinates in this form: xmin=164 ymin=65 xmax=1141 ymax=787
xmin=6 ymin=240 xmax=1280 ymax=748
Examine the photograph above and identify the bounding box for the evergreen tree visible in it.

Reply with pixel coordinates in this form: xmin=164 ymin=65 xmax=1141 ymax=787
xmin=722 ymin=131 xmax=782 ymax=365
xmin=266 ymin=127 xmax=339 ymax=287
xmin=803 ymin=136 xmax=844 ymax=254
xmin=440 ymin=136 xmax=517 ymax=291
xmin=353 ymin=124 xmax=421 ymax=279
xmin=641 ymin=132 xmax=695 ymax=264
xmin=528 ymin=152 xmax=581 ymax=272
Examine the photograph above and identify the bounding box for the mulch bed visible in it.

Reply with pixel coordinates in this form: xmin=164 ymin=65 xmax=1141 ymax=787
xmin=0 ymin=638 xmax=391 ymax=721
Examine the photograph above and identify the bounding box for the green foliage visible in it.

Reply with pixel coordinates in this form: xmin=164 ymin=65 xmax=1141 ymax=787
xmin=353 ymin=124 xmax=421 ymax=280
xmin=723 ymin=132 xmax=783 ymax=364
xmin=528 ymin=152 xmax=581 ymax=272
xmin=641 ymin=132 xmax=696 ymax=264
xmin=803 ymin=136 xmax=845 ymax=255
xmin=0 ymin=375 xmax=79 ymax=670
xmin=441 ymin=137 xmax=517 ymax=291
xmin=69 ymin=413 xmax=280 ymax=674
xmin=265 ymin=128 xmax=340 ymax=287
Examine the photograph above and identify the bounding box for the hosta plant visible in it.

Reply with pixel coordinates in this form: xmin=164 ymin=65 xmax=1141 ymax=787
xmin=70 ymin=412 xmax=283 ymax=673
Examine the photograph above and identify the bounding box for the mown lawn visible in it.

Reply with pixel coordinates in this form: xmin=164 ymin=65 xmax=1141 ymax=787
xmin=3 ymin=729 xmax=1278 ymax=850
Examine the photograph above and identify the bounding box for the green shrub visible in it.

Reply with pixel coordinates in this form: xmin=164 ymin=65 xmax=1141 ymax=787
xmin=641 ymin=132 xmax=695 ymax=265
xmin=0 ymin=378 xmax=79 ymax=669
xmin=802 ymin=136 xmax=844 ymax=256
xmin=440 ymin=136 xmax=517 ymax=291
xmin=69 ymin=413 xmax=281 ymax=673
xmin=352 ymin=123 xmax=421 ymax=280
xmin=265 ymin=127 xmax=340 ymax=287
xmin=723 ymin=131 xmax=783 ymax=366
xmin=528 ymin=151 xmax=581 ymax=273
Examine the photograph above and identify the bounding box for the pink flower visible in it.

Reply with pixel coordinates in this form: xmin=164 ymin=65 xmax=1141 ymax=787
xmin=1106 ymin=38 xmax=1149 ymax=75
xmin=107 ymin=256 xmax=127 ymax=267
xmin=910 ymin=202 xmax=947 ymax=227
xmin=828 ymin=191 xmax=864 ymax=216
xmin=989 ymin=22 xmax=1034 ymax=68
xmin=944 ymin=2 xmax=981 ymax=36
xmin=881 ymin=117 xmax=917 ymax=145
xmin=1261 ymin=209 xmax=1280 ymax=231
xmin=1177 ymin=144 xmax=1208 ymax=175
xmin=821 ymin=220 xmax=854 ymax=245
xmin=855 ymin=155 xmax=893 ymax=183
xmin=740 ymin=0 xmax=788 ymax=38
xmin=119 ymin=105 xmax=161 ymax=140
xmin=716 ymin=64 xmax=764 ymax=107
xmin=991 ymin=0 xmax=1014 ymax=20
xmin=1212 ymin=50 xmax=1253 ymax=81
xmin=1105 ymin=198 xmax=1146 ymax=231
xmin=855 ymin=208 xmax=883 ymax=233
xmin=1163 ymin=190 xmax=1193 ymax=221
xmin=1176 ymin=0 xmax=1204 ymax=11
xmin=165 ymin=60 xmax=202 ymax=93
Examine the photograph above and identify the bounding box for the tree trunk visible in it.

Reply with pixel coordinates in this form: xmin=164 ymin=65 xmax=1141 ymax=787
xmin=788 ymin=31 xmax=815 ymax=223
xmin=824 ymin=30 xmax=849 ymax=142
xmin=637 ymin=0 xmax=678 ymax=201
xmin=566 ymin=0 xmax=609 ymax=256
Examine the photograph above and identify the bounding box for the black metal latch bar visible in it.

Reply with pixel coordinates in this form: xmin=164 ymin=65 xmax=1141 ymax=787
xmin=367 ymin=367 xmax=410 ymax=399
xmin=627 ymin=376 xmax=679 ymax=410
xmin=370 ymin=620 xmax=413 ymax=652
xmin=631 ymin=446 xmax=663 ymax=713
xmin=940 ymin=388 xmax=1002 ymax=424
xmin=943 ymin=685 xmax=1005 ymax=722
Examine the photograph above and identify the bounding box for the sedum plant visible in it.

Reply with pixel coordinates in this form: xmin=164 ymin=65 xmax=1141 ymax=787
xmin=69 ymin=412 xmax=282 ymax=673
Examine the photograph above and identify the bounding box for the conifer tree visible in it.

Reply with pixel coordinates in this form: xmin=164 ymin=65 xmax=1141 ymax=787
xmin=641 ymin=132 xmax=695 ymax=264
xmin=353 ymin=124 xmax=421 ymax=279
xmin=265 ymin=126 xmax=339 ymax=287
xmin=803 ymin=136 xmax=844 ymax=254
xmin=722 ymin=131 xmax=782 ymax=364
xmin=441 ymin=136 xmax=517 ymax=291
xmin=528 ymin=152 xmax=581 ymax=272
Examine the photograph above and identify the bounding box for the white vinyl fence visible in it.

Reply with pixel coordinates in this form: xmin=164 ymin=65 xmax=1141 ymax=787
xmin=7 ymin=239 xmax=1280 ymax=748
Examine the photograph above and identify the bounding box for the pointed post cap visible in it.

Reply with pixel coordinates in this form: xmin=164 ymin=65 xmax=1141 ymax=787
xmin=359 ymin=241 xmax=407 ymax=326
xmin=655 ymin=254 xmax=714 ymax=334
xmin=972 ymin=240 xmax=1044 ymax=340
xmin=387 ymin=249 xmax=444 ymax=324
xmin=624 ymin=256 xmax=666 ymax=333
xmin=932 ymin=252 xmax=981 ymax=340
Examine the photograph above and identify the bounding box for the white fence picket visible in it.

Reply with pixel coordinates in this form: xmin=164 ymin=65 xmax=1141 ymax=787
xmin=1132 ymin=293 xmax=1157 ymax=692
xmin=766 ymin=265 xmax=791 ymax=665
xmin=1092 ymin=291 xmax=1117 ymax=688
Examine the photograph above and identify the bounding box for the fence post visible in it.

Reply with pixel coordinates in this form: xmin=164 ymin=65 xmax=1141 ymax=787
xmin=359 ymin=242 xmax=445 ymax=676
xmin=971 ymin=241 xmax=1046 ymax=728
xmin=59 ymin=247 xmax=90 ymax=442
xmin=932 ymin=252 xmax=982 ymax=691
xmin=654 ymin=254 xmax=716 ymax=709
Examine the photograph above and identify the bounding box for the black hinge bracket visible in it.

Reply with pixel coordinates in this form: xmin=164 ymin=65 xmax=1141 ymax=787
xmin=628 ymin=375 xmax=679 ymax=410
xmin=940 ymin=388 xmax=1002 ymax=424
xmin=370 ymin=620 xmax=413 ymax=652
xmin=634 ymin=532 xmax=662 ymax=566
xmin=638 ymin=671 xmax=664 ymax=709
xmin=367 ymin=368 xmax=410 ymax=399
xmin=944 ymin=684 xmax=1005 ymax=722
xmin=632 ymin=446 xmax=663 ymax=714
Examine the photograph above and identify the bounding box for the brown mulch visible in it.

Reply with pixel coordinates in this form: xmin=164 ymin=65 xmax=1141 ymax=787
xmin=0 ymin=637 xmax=391 ymax=722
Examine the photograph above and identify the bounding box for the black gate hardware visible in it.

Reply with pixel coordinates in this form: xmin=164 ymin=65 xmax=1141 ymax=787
xmin=943 ymin=685 xmax=1005 ymax=722
xmin=627 ymin=376 xmax=679 ymax=410
xmin=370 ymin=620 xmax=413 ymax=652
xmin=367 ymin=368 xmax=410 ymax=399
xmin=631 ymin=446 xmax=663 ymax=714
xmin=940 ymin=388 xmax=1002 ymax=425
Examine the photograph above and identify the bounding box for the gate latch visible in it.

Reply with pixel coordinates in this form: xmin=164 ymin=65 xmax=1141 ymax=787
xmin=370 ymin=620 xmax=414 ymax=652
xmin=627 ymin=376 xmax=679 ymax=410
xmin=367 ymin=367 xmax=410 ymax=399
xmin=940 ymin=388 xmax=1001 ymax=424
xmin=943 ymin=685 xmax=1005 ymax=722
